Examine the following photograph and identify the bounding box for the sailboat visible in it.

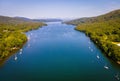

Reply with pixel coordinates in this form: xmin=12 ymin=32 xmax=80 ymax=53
xmin=104 ymin=65 xmax=109 ymax=69
xmin=27 ymin=36 xmax=30 ymax=40
xmin=19 ymin=49 xmax=22 ymax=54
xmin=20 ymin=49 xmax=22 ymax=51
xmin=19 ymin=51 xmax=22 ymax=54
xmin=97 ymin=55 xmax=100 ymax=59
xmin=14 ymin=55 xmax=17 ymax=60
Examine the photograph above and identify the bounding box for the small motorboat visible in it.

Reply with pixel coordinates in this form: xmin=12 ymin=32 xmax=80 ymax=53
xmin=104 ymin=65 xmax=109 ymax=69
xmin=19 ymin=51 xmax=22 ymax=54
xmin=20 ymin=49 xmax=22 ymax=51
xmin=97 ymin=55 xmax=100 ymax=59
xmin=14 ymin=55 xmax=17 ymax=60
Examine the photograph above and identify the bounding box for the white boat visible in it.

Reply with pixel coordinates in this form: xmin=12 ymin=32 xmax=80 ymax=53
xmin=20 ymin=49 xmax=22 ymax=51
xmin=104 ymin=65 xmax=109 ymax=69
xmin=97 ymin=55 xmax=99 ymax=58
xmin=19 ymin=51 xmax=22 ymax=54
xmin=28 ymin=36 xmax=30 ymax=40
xmin=14 ymin=55 xmax=17 ymax=60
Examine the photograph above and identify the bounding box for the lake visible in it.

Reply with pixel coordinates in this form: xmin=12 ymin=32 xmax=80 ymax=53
xmin=0 ymin=22 xmax=120 ymax=81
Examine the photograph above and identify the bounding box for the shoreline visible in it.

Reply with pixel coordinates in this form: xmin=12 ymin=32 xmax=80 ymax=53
xmin=75 ymin=28 xmax=120 ymax=65
xmin=0 ymin=40 xmax=27 ymax=67
xmin=0 ymin=24 xmax=46 ymax=66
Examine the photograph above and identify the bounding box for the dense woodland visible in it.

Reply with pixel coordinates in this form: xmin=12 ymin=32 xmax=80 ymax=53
xmin=0 ymin=16 xmax=45 ymax=60
xmin=65 ymin=9 xmax=120 ymax=63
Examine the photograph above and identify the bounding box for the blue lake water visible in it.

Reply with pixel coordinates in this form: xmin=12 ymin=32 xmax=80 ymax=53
xmin=0 ymin=22 xmax=120 ymax=81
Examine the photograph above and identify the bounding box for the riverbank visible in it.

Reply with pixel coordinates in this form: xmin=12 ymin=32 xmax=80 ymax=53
xmin=74 ymin=20 xmax=120 ymax=64
xmin=64 ymin=9 xmax=120 ymax=64
xmin=0 ymin=39 xmax=27 ymax=66
xmin=0 ymin=22 xmax=46 ymax=64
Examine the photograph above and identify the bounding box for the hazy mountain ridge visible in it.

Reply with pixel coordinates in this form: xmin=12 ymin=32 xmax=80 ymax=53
xmin=65 ymin=9 xmax=120 ymax=25
xmin=32 ymin=18 xmax=62 ymax=22
xmin=0 ymin=16 xmax=63 ymax=24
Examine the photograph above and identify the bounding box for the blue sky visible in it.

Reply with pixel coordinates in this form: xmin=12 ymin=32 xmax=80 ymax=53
xmin=0 ymin=0 xmax=120 ymax=19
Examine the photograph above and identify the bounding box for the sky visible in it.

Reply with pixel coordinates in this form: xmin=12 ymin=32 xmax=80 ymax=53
xmin=0 ymin=0 xmax=120 ymax=19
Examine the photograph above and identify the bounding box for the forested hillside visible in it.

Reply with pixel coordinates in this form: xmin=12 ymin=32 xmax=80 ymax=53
xmin=65 ymin=9 xmax=120 ymax=25
xmin=32 ymin=18 xmax=62 ymax=22
xmin=0 ymin=16 xmax=45 ymax=60
xmin=66 ymin=9 xmax=120 ymax=64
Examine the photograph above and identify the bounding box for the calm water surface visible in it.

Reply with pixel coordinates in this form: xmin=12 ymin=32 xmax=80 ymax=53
xmin=0 ymin=22 xmax=120 ymax=81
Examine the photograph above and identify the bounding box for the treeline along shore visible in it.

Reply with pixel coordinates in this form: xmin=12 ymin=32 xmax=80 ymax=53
xmin=0 ymin=16 xmax=46 ymax=62
xmin=65 ymin=9 xmax=120 ymax=64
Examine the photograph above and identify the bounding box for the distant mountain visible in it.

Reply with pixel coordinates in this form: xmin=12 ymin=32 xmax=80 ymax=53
xmin=64 ymin=17 xmax=90 ymax=25
xmin=14 ymin=17 xmax=32 ymax=21
xmin=32 ymin=18 xmax=62 ymax=22
xmin=65 ymin=9 xmax=120 ymax=25
xmin=0 ymin=16 xmax=63 ymax=24
xmin=0 ymin=16 xmax=34 ymax=24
